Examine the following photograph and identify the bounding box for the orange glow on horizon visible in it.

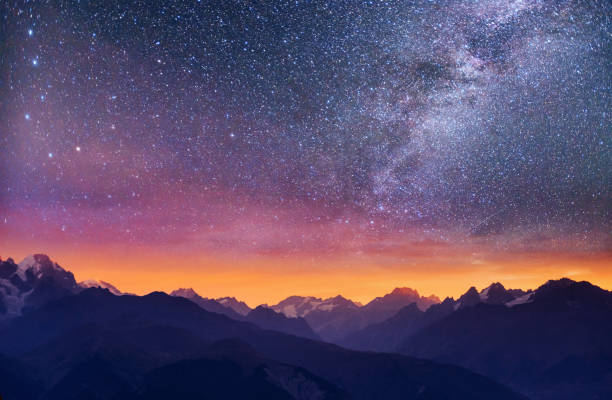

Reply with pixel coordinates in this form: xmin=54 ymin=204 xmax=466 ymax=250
xmin=3 ymin=239 xmax=611 ymax=307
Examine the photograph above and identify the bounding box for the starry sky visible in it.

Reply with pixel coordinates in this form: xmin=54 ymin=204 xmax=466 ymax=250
xmin=1 ymin=0 xmax=611 ymax=304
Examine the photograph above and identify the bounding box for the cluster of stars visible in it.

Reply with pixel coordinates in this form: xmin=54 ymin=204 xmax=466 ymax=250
xmin=1 ymin=0 xmax=610 ymax=257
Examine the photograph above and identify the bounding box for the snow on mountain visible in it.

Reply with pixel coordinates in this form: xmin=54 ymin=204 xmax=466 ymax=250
xmin=479 ymin=286 xmax=491 ymax=301
xmin=78 ymin=279 xmax=123 ymax=296
xmin=506 ymin=292 xmax=534 ymax=307
xmin=270 ymin=295 xmax=358 ymax=319
xmin=17 ymin=254 xmax=65 ymax=281
xmin=170 ymin=288 xmax=249 ymax=319
xmin=0 ymin=254 xmax=79 ymax=319
xmin=449 ymin=282 xmax=532 ymax=309
xmin=270 ymin=296 xmax=321 ymax=318
xmin=216 ymin=296 xmax=252 ymax=316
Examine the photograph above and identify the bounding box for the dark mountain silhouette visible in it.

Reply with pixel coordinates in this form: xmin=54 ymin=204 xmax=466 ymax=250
xmin=340 ymin=296 xmax=457 ymax=352
xmin=398 ymin=278 xmax=612 ymax=400
xmin=2 ymin=254 xmax=608 ymax=399
xmin=341 ymin=303 xmax=426 ymax=351
xmin=246 ymin=306 xmax=320 ymax=340
xmin=480 ymin=282 xmax=526 ymax=304
xmin=0 ymin=354 xmax=44 ymax=400
xmin=171 ymin=288 xmax=319 ymax=339
xmin=114 ymin=339 xmax=348 ymax=400
xmin=363 ymin=287 xmax=439 ymax=313
xmin=0 ymin=287 xmax=525 ymax=400
xmin=455 ymin=286 xmax=481 ymax=308
xmin=171 ymin=288 xmax=246 ymax=320
xmin=297 ymin=295 xmax=363 ymax=341
xmin=271 ymin=288 xmax=438 ymax=342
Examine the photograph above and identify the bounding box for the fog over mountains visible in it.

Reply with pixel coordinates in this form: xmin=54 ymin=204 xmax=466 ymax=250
xmin=1 ymin=254 xmax=610 ymax=400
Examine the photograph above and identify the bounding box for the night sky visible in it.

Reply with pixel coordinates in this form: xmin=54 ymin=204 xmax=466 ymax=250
xmin=2 ymin=1 xmax=611 ymax=303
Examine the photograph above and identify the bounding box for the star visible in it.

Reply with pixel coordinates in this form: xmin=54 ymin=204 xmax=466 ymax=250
xmin=1 ymin=0 xmax=609 ymax=285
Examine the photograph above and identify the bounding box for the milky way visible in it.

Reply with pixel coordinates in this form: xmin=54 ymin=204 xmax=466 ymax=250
xmin=1 ymin=0 xmax=611 ymax=264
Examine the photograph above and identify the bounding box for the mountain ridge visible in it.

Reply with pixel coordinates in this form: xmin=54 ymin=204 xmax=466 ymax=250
xmin=0 ymin=285 xmax=527 ymax=400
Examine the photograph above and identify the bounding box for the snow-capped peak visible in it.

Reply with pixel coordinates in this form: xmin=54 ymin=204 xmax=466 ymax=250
xmin=271 ymin=294 xmax=360 ymax=318
xmin=78 ymin=279 xmax=122 ymax=296
xmin=16 ymin=254 xmax=38 ymax=280
xmin=479 ymin=286 xmax=491 ymax=301
xmin=215 ymin=297 xmax=251 ymax=315
xmin=17 ymin=254 xmax=63 ymax=281
xmin=506 ymin=292 xmax=534 ymax=307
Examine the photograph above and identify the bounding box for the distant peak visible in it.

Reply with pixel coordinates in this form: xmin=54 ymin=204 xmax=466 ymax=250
xmin=425 ymin=294 xmax=441 ymax=302
xmin=170 ymin=288 xmax=200 ymax=298
xmin=539 ymin=278 xmax=577 ymax=290
xmin=144 ymin=291 xmax=170 ymax=299
xmin=533 ymin=278 xmax=580 ymax=298
xmin=16 ymin=253 xmax=70 ymax=282
xmin=217 ymin=296 xmax=238 ymax=301
xmin=19 ymin=253 xmax=54 ymax=267
xmin=456 ymin=286 xmax=482 ymax=309
xmin=17 ymin=254 xmax=38 ymax=269
xmin=391 ymin=287 xmax=419 ymax=297
xmin=215 ymin=296 xmax=252 ymax=315
xmin=487 ymin=282 xmax=505 ymax=290
xmin=252 ymin=305 xmax=273 ymax=312
xmin=78 ymin=279 xmax=122 ymax=296
xmin=328 ymin=295 xmax=359 ymax=306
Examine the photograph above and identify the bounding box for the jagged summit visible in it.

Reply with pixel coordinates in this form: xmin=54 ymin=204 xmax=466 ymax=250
xmin=170 ymin=287 xmax=199 ymax=298
xmin=391 ymin=287 xmax=419 ymax=297
xmin=538 ymin=277 xmax=577 ymax=290
xmin=479 ymin=282 xmax=521 ymax=305
xmin=216 ymin=296 xmax=252 ymax=316
xmin=0 ymin=254 xmax=78 ymax=318
xmin=456 ymin=286 xmax=481 ymax=309
xmin=17 ymin=254 xmax=68 ymax=281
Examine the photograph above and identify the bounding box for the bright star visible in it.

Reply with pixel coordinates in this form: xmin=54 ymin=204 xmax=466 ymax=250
xmin=28 ymin=29 xmax=33 ymax=36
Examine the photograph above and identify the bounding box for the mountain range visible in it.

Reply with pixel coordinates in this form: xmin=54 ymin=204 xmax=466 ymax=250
xmin=267 ymin=287 xmax=440 ymax=342
xmin=0 ymin=257 xmax=526 ymax=400
xmin=0 ymin=253 xmax=610 ymax=400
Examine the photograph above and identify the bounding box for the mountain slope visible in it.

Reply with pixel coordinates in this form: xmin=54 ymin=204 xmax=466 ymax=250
xmin=271 ymin=288 xmax=439 ymax=342
xmin=0 ymin=255 xmax=79 ymax=320
xmin=216 ymin=296 xmax=252 ymax=315
xmin=172 ymin=288 xmax=318 ymax=339
xmin=78 ymin=279 xmax=123 ymax=296
xmin=398 ymin=278 xmax=612 ymax=400
xmin=171 ymin=288 xmax=245 ymax=320
xmin=0 ymin=287 xmax=526 ymax=400
xmin=115 ymin=339 xmax=348 ymax=400
xmin=246 ymin=306 xmax=319 ymax=340
xmin=340 ymin=282 xmax=534 ymax=352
